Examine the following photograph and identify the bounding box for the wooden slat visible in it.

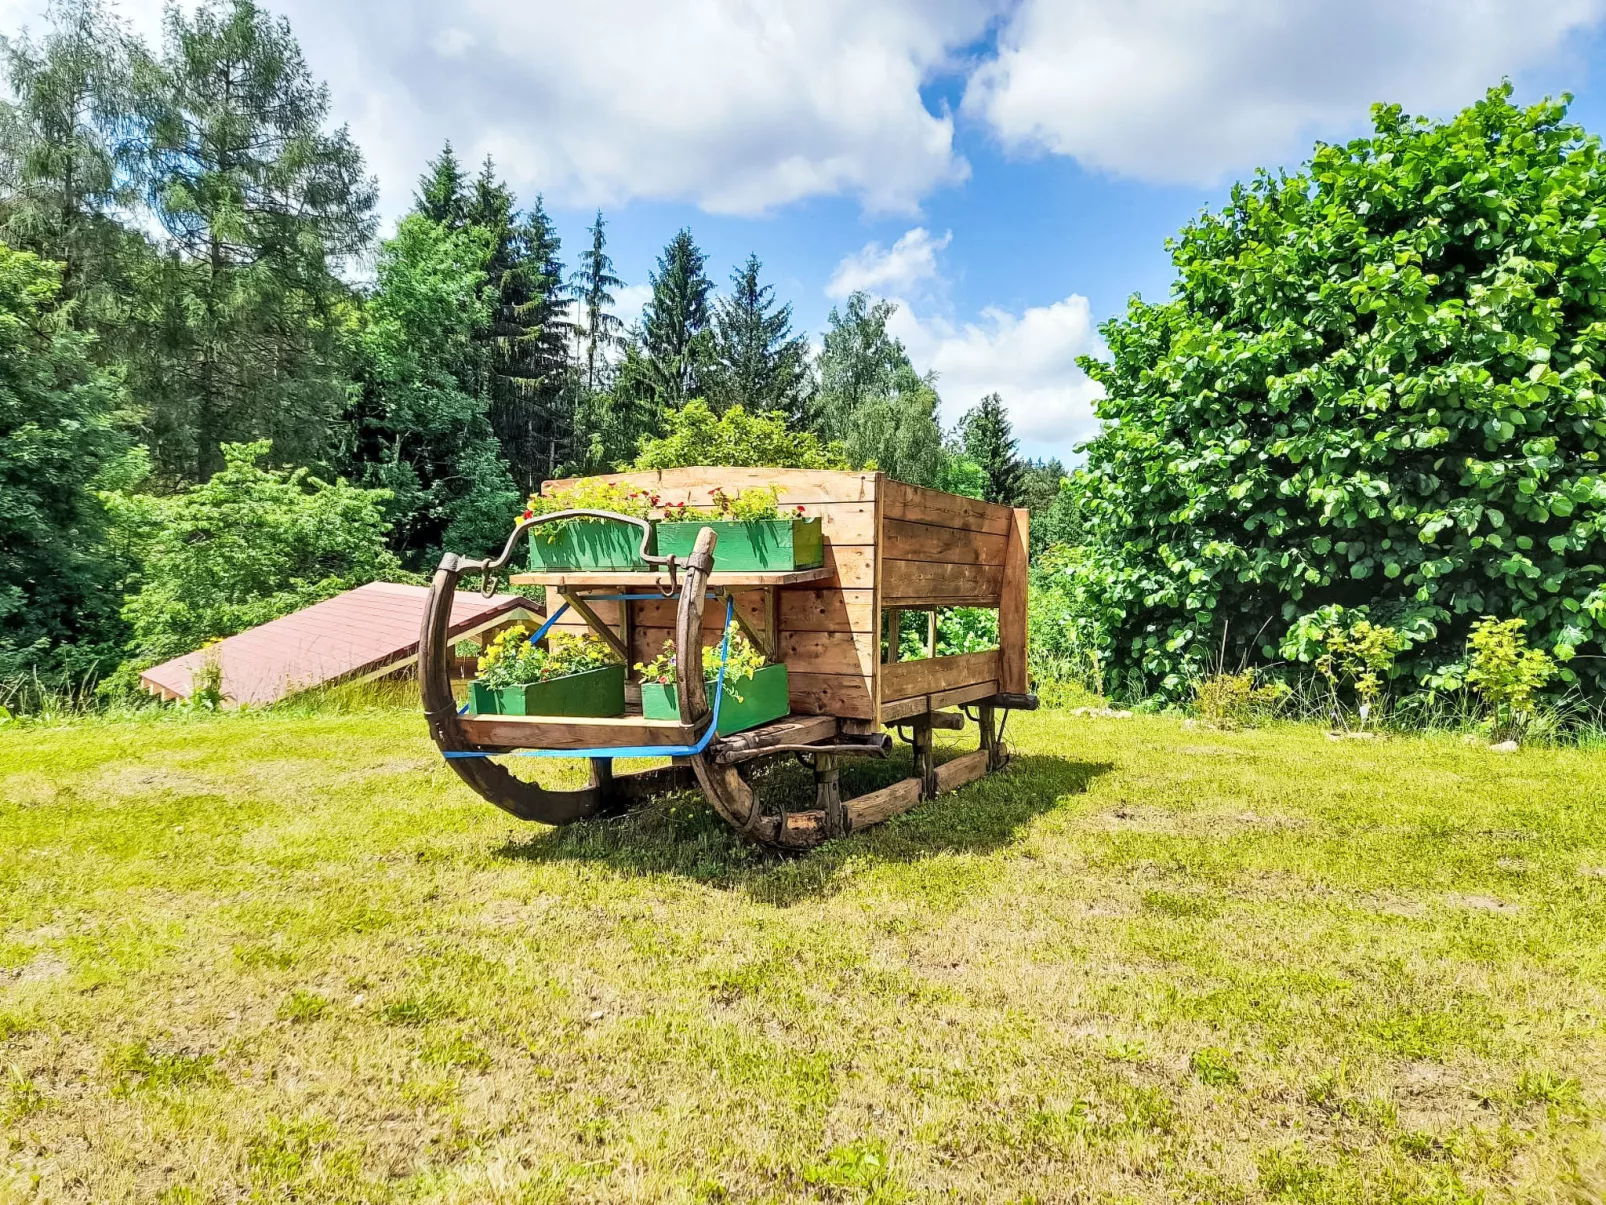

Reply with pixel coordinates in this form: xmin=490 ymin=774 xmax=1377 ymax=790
xmin=786 ymin=671 xmax=875 ymax=719
xmin=629 ymin=627 xmax=877 ymax=677
xmin=880 ymin=518 xmax=1007 ymax=566
xmin=999 ymin=507 xmax=1029 ymax=695
xmin=625 ymin=589 xmax=878 ymax=634
xmin=881 ymin=651 xmax=1000 ymax=702
xmin=880 ymin=479 xmax=1013 ymax=535
xmin=934 ymin=748 xmax=989 ymax=794
xmin=847 ymin=778 xmax=922 ymax=828
xmin=881 ymin=559 xmax=1004 ymax=607
xmin=879 ymin=680 xmax=1000 ymax=724
xmin=511 ymin=566 xmax=833 ymax=589
xmin=459 ymin=714 xmax=696 ymax=750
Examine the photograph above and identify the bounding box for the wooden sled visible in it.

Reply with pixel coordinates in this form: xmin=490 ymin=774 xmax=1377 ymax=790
xmin=419 ymin=469 xmax=1039 ymax=850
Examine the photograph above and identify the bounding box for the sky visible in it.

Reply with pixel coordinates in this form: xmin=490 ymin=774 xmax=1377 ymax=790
xmin=7 ymin=0 xmax=1606 ymax=464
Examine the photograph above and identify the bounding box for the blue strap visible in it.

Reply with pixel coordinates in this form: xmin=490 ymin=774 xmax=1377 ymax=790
xmin=445 ymin=597 xmax=735 ymax=759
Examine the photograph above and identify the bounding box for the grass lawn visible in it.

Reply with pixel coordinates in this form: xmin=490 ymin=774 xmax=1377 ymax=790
xmin=2 ymin=707 xmax=1605 ymax=1203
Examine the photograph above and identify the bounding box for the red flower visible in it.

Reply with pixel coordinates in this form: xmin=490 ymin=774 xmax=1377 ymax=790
xmin=522 ymin=509 xmax=533 ymax=520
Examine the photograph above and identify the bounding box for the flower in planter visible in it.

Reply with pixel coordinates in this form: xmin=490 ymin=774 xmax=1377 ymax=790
xmin=634 ymin=631 xmax=767 ymax=702
xmin=660 ymin=486 xmax=787 ymax=522
xmin=518 ymin=480 xmax=654 ymax=542
xmin=477 ymin=628 xmax=618 ymax=688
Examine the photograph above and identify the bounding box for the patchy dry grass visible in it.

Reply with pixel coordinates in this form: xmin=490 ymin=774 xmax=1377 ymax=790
xmin=2 ymin=708 xmax=1606 ymax=1202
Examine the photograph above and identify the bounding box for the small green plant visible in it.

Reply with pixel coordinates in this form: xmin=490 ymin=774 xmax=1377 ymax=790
xmin=1192 ymin=670 xmax=1288 ymax=728
xmin=476 ymin=629 xmax=617 ymax=689
xmin=189 ymin=642 xmax=225 ymax=711
xmin=635 ymin=631 xmax=767 ymax=703
xmin=660 ymin=485 xmax=806 ymax=523
xmin=520 ymin=479 xmax=658 ymax=540
xmin=277 ymin=990 xmax=329 ymax=1024
xmin=1283 ymin=608 xmax=1409 ymax=730
xmin=1190 ymin=1047 xmax=1240 ymax=1086
xmin=1467 ymin=617 xmax=1556 ymax=743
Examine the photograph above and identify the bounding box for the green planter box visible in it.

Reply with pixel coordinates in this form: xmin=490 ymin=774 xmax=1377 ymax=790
xmin=527 ymin=521 xmax=652 ymax=571
xmin=640 ymin=663 xmax=789 ymax=735
xmin=654 ymin=518 xmax=823 ymax=573
xmin=469 ymin=665 xmax=626 ymax=717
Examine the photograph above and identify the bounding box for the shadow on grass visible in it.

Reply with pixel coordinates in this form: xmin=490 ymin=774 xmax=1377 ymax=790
xmin=493 ymin=745 xmax=1110 ymax=906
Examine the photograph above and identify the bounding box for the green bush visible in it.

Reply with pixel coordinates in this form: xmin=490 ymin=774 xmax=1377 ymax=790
xmin=1069 ymin=86 xmax=1606 ymax=701
xmin=109 ymin=441 xmax=402 ymax=670
xmin=631 ymin=399 xmax=853 ymax=470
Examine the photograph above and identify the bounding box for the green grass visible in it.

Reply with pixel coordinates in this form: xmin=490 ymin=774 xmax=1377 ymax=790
xmin=3 ymin=707 xmax=1606 ymax=1202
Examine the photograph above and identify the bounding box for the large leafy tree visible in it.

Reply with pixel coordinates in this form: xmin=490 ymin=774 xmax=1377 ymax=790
xmin=706 ymin=252 xmax=810 ymax=422
xmin=139 ymin=0 xmax=376 ymax=481
xmin=0 ymin=244 xmax=129 ymax=680
xmin=813 ymin=291 xmax=943 ymax=485
xmin=1072 ymin=86 xmax=1606 ymax=701
xmin=957 ymin=392 xmax=1025 ymax=505
xmin=342 ymin=214 xmax=516 ymax=566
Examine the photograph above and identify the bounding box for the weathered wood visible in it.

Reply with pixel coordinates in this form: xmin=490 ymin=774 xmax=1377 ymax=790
xmin=881 ymin=517 xmax=1008 ymax=566
xmin=880 ymin=479 xmax=1013 ymax=535
xmin=882 ymin=607 xmax=901 ymax=664
xmin=710 ymin=714 xmax=837 ymax=764
xmin=979 ymin=703 xmax=1001 ymax=772
xmin=729 ymin=594 xmax=772 ymax=661
xmin=627 ymin=589 xmax=876 ymax=635
xmin=631 ymin=627 xmax=877 ymax=679
xmin=816 ymin=752 xmax=846 ymax=838
xmin=559 ymin=591 xmax=630 ymax=664
xmin=881 ymin=559 xmax=1004 ymax=607
xmin=459 ymin=713 xmax=697 ymax=750
xmin=934 ymin=747 xmax=989 ymax=794
xmin=998 ymin=507 xmax=1029 ymax=695
xmin=879 ymin=679 xmax=999 ymax=723
xmin=674 ymin=528 xmax=717 ymax=725
xmin=545 ymin=467 xmax=878 ymax=507
xmin=882 ymin=650 xmax=1001 ymax=702
xmin=928 ymin=710 xmax=965 ymax=731
xmin=847 ymin=777 xmax=922 ymax=828
xmin=913 ymin=716 xmax=936 ymax=799
xmin=927 ymin=609 xmax=937 ymax=658
xmin=785 ymin=671 xmax=876 ymax=719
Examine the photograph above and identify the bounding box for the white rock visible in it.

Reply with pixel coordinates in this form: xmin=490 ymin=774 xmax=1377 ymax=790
xmin=1489 ymin=740 xmax=1520 ymax=753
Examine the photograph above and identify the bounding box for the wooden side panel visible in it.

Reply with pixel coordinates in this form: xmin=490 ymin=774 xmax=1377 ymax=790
xmin=626 ymin=590 xmax=876 ymax=635
xmin=881 ymin=650 xmax=1000 ymax=702
xmin=999 ymin=507 xmax=1029 ymax=694
xmin=880 ymin=518 xmax=1007 ymax=566
xmin=631 ymin=627 xmax=876 ymax=678
xmin=880 ymin=479 xmax=1013 ymax=535
xmin=880 ymin=680 xmax=998 ymax=723
xmin=786 ymin=671 xmax=875 ymax=719
xmin=881 ymin=560 xmax=1004 ymax=607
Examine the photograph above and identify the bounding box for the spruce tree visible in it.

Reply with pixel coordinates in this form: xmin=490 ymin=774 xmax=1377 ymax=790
xmin=958 ymin=392 xmax=1025 ymax=505
xmin=707 ymin=252 xmax=810 ymax=421
xmin=570 ymin=208 xmax=621 ymax=394
xmin=141 ymin=0 xmax=377 ymax=481
xmin=413 ymin=140 xmax=467 ymax=227
xmin=638 ymin=227 xmax=713 ymax=409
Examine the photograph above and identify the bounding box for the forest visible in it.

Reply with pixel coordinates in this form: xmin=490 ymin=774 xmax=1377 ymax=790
xmin=0 ymin=0 xmax=1073 ymax=708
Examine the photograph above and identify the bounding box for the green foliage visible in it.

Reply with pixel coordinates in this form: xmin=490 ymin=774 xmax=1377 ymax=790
xmin=1467 ymin=616 xmax=1555 ymax=738
xmin=1193 ymin=671 xmax=1289 ymax=729
xmin=636 ymin=227 xmax=714 ymax=411
xmin=1282 ymin=605 xmax=1409 ymax=728
xmin=631 ymin=398 xmax=853 ymax=471
xmin=522 ymin=478 xmax=655 ymax=541
xmin=110 ymin=440 xmax=400 ymax=667
xmin=0 ymin=243 xmax=129 ymax=680
xmin=571 ymin=208 xmax=622 ymax=396
xmin=813 ymin=291 xmax=944 ymax=486
xmin=636 ymin=630 xmax=766 ymax=701
xmin=1070 ymin=86 xmax=1606 ymax=701
xmin=705 ymin=253 xmax=812 ymax=423
xmin=476 ymin=629 xmax=616 ymax=689
xmin=345 ymin=214 xmax=516 ymax=565
xmin=957 ymin=392 xmax=1025 ymax=505
xmin=934 ymin=452 xmax=988 ymax=499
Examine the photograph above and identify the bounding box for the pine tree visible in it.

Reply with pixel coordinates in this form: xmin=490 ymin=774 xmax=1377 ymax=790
xmin=141 ymin=0 xmax=377 ymax=481
xmin=413 ymin=140 xmax=467 ymax=227
xmin=638 ymin=227 xmax=713 ymax=409
xmin=958 ymin=393 xmax=1024 ymax=505
xmin=707 ymin=253 xmax=810 ymax=421
xmin=570 ymin=208 xmax=621 ymax=394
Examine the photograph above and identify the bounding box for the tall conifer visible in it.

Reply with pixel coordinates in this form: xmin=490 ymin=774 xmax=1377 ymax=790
xmin=413 ymin=140 xmax=467 ymax=227
xmin=707 ymin=252 xmax=809 ymax=421
xmin=570 ymin=208 xmax=621 ymax=394
xmin=958 ymin=392 xmax=1024 ymax=505
xmin=638 ymin=227 xmax=713 ymax=409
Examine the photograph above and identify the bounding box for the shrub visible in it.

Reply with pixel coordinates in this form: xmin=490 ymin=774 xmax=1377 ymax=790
xmin=1467 ymin=616 xmax=1555 ymax=740
xmin=109 ymin=441 xmax=401 ymax=669
xmin=1193 ymin=670 xmax=1288 ymax=728
xmin=1069 ymin=86 xmax=1606 ymax=702
xmin=631 ymin=399 xmax=853 ymax=470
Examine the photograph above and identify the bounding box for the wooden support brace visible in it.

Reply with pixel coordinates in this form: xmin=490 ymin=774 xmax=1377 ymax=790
xmin=729 ymin=593 xmax=773 ymax=661
xmin=979 ymin=703 xmax=1002 ymax=771
xmin=816 ymin=753 xmax=846 ymax=838
xmin=560 ymin=591 xmax=630 ymax=664
xmin=912 ymin=715 xmax=936 ymax=800
xmin=883 ymin=607 xmax=901 ymax=663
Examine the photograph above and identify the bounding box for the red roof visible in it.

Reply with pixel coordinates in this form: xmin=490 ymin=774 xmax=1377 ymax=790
xmin=140 ymin=582 xmax=535 ymax=707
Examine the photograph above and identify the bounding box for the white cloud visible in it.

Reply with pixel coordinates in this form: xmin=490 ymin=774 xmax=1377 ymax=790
xmin=965 ymin=0 xmax=1606 ymax=185
xmin=888 ymin=294 xmax=1106 ymax=464
xmin=826 ymin=227 xmax=951 ymax=300
xmin=612 ymin=283 xmax=654 ymax=333
xmin=433 ymin=27 xmax=476 ymax=59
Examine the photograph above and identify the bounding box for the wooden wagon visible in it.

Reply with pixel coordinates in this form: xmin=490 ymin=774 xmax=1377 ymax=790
xmin=419 ymin=469 xmax=1038 ymax=849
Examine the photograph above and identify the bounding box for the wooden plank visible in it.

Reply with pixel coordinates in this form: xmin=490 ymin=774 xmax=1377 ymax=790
xmin=881 ymin=559 xmax=1004 ymax=607
xmin=934 ymin=748 xmax=990 ymax=794
xmin=871 ymin=477 xmax=885 ymax=730
xmin=560 ymin=592 xmax=629 ymax=663
xmin=543 ymin=468 xmax=879 ymax=507
xmin=630 ymin=627 xmax=877 ymax=678
xmin=880 ymin=479 xmax=1013 ymax=535
xmin=786 ymin=671 xmax=875 ymax=719
xmin=460 ymin=713 xmax=696 ymax=750
xmin=999 ymin=507 xmax=1029 ymax=695
xmin=847 ymin=777 xmax=922 ymax=828
xmin=510 ymin=566 xmax=834 ymax=589
xmin=882 ymin=651 xmax=1000 ymax=702
xmin=880 ymin=518 xmax=1008 ymax=566
xmin=626 ymin=589 xmax=876 ymax=634
xmin=931 ymin=680 xmax=1001 ymax=712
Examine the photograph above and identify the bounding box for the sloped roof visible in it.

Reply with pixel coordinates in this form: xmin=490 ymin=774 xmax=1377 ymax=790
xmin=140 ymin=582 xmax=534 ymax=707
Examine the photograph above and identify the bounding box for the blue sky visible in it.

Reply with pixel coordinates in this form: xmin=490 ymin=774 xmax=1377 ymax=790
xmin=6 ymin=0 xmax=1606 ymax=463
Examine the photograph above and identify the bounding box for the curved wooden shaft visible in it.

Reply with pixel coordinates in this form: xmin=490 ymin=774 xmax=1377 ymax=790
xmin=419 ymin=555 xmax=689 ymax=823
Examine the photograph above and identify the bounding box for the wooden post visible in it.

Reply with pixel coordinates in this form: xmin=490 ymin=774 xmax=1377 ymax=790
xmin=816 ymin=752 xmax=846 ymax=838
xmin=927 ymin=609 xmax=937 ymax=659
xmin=883 ymin=607 xmax=901 ymax=664
xmin=998 ymin=508 xmax=1029 ymax=694
xmin=979 ymin=703 xmax=1002 ymax=771
xmin=913 ymin=715 xmax=935 ymax=799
